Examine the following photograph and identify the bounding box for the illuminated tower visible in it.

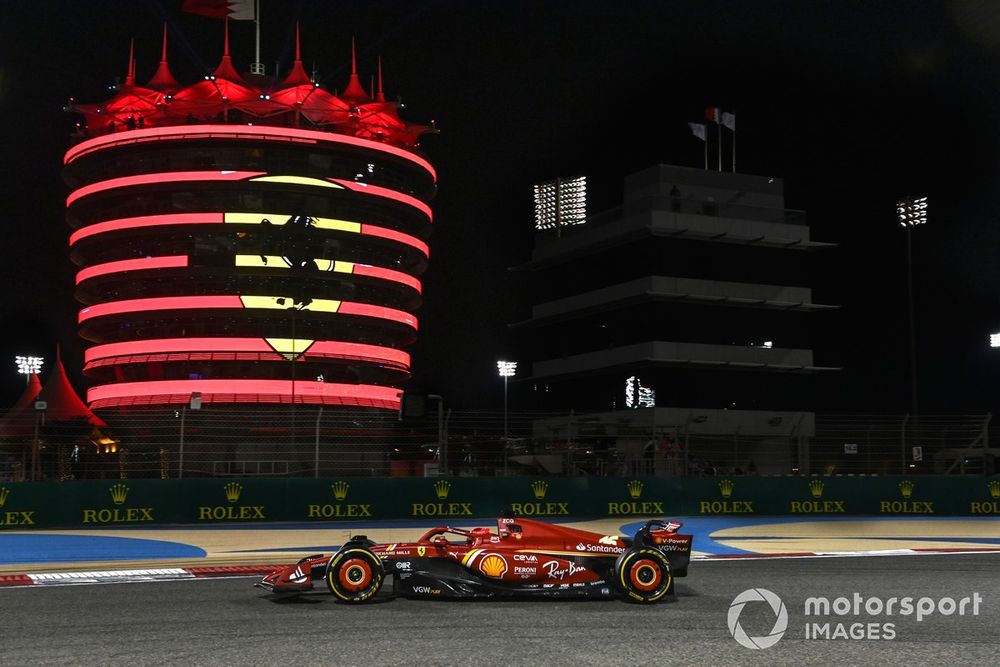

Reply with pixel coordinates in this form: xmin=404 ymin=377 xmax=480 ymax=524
xmin=64 ymin=26 xmax=435 ymax=412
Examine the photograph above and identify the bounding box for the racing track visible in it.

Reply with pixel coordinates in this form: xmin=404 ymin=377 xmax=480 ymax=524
xmin=2 ymin=553 xmax=999 ymax=665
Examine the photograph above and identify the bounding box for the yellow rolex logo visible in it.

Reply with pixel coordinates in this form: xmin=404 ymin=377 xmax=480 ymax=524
xmin=480 ymin=554 xmax=507 ymax=578
xmin=109 ymin=483 xmax=129 ymax=505
xmin=332 ymin=481 xmax=350 ymax=501
xmin=989 ymin=480 xmax=1000 ymax=500
xmin=899 ymin=480 xmax=915 ymax=499
xmin=0 ymin=487 xmax=9 ymax=508
xmin=531 ymin=480 xmax=548 ymax=500
xmin=809 ymin=480 xmax=824 ymax=499
xmin=719 ymin=479 xmax=735 ymax=498
xmin=224 ymin=482 xmax=243 ymax=503
xmin=434 ymin=480 xmax=451 ymax=500
xmin=627 ymin=480 xmax=643 ymax=499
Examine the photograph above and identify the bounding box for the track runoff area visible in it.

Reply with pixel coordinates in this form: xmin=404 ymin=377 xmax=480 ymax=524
xmin=2 ymin=515 xmax=1000 ymax=660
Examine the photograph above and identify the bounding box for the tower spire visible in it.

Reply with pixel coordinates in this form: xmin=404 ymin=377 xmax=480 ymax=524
xmin=125 ymin=38 xmax=136 ymax=87
xmin=376 ymin=57 xmax=385 ymax=102
xmin=342 ymin=36 xmax=370 ymax=104
xmin=213 ymin=16 xmax=245 ymax=82
xmin=147 ymin=23 xmax=180 ymax=92
xmin=280 ymin=21 xmax=311 ymax=87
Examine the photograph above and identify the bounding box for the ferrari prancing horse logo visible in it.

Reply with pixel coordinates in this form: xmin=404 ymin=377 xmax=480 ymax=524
xmin=417 ymin=546 xmax=426 ymax=557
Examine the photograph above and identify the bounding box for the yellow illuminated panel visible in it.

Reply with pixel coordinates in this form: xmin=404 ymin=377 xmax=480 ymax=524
xmin=223 ymin=212 xmax=363 ymax=234
xmin=238 ymin=296 xmax=342 ymax=312
xmin=234 ymin=256 xmax=355 ymax=273
xmin=249 ymin=175 xmax=345 ymax=189
xmin=264 ymin=338 xmax=316 ymax=354
xmin=311 ymin=217 xmax=362 ymax=233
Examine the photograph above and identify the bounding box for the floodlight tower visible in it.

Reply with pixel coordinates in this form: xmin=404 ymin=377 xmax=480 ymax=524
xmin=534 ymin=176 xmax=587 ymax=237
xmin=15 ymin=355 xmax=44 ymax=384
xmin=897 ymin=196 xmax=927 ymax=415
xmin=497 ymin=360 xmax=517 ymax=439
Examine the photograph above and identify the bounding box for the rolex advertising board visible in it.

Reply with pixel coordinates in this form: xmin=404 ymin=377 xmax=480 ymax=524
xmin=0 ymin=476 xmax=996 ymax=528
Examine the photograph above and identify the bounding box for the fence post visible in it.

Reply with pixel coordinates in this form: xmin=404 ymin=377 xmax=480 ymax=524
xmin=314 ymin=406 xmax=323 ymax=478
xmin=901 ymin=414 xmax=909 ymax=475
xmin=178 ymin=406 xmax=186 ymax=480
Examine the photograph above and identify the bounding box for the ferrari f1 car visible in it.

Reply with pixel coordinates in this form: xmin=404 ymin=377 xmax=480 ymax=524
xmin=257 ymin=516 xmax=692 ymax=604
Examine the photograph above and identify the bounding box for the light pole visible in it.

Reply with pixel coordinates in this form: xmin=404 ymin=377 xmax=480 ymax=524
xmin=497 ymin=361 xmax=517 ymax=440
xmin=897 ymin=196 xmax=927 ymax=415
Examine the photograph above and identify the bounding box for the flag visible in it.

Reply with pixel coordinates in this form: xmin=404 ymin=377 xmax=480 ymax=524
xmin=705 ymin=106 xmax=720 ymax=123
xmin=182 ymin=0 xmax=256 ymax=20
xmin=721 ymin=112 xmax=736 ymax=131
xmin=688 ymin=122 xmax=706 ymax=141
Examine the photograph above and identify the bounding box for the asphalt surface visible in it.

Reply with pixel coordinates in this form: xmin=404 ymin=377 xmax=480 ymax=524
xmin=2 ymin=553 xmax=999 ymax=666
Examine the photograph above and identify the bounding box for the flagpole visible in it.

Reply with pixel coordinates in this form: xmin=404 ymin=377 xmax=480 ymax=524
xmin=717 ymin=123 xmax=722 ymax=173
xmin=732 ymin=125 xmax=736 ymax=173
xmin=251 ymin=0 xmax=264 ymax=74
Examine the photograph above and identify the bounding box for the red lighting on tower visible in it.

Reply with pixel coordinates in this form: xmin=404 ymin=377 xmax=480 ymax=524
xmin=64 ymin=23 xmax=436 ymax=412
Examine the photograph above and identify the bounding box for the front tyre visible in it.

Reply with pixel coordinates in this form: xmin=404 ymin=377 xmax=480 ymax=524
xmin=325 ymin=547 xmax=384 ymax=603
xmin=614 ymin=547 xmax=672 ymax=603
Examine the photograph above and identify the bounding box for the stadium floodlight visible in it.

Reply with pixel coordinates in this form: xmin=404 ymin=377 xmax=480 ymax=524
xmin=991 ymin=333 xmax=1000 ymax=348
xmin=896 ymin=196 xmax=928 ymax=228
xmin=15 ymin=355 xmax=44 ymax=376
xmin=497 ymin=361 xmax=517 ymax=439
xmin=534 ymin=176 xmax=587 ymax=231
xmin=497 ymin=361 xmax=517 ymax=378
xmin=625 ymin=376 xmax=655 ymax=409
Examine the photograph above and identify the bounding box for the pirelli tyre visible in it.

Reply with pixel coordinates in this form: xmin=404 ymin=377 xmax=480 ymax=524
xmin=325 ymin=546 xmax=385 ymax=603
xmin=613 ymin=547 xmax=673 ymax=603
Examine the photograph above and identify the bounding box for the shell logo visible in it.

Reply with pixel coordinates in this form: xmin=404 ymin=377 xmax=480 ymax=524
xmin=479 ymin=554 xmax=508 ymax=578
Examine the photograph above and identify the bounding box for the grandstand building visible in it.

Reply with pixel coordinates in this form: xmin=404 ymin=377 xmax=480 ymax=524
xmin=64 ymin=25 xmax=435 ymax=412
xmin=513 ymin=164 xmax=839 ymax=473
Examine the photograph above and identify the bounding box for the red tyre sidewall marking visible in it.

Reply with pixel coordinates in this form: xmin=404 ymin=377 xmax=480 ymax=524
xmin=629 ymin=559 xmax=662 ymax=592
xmin=338 ymin=557 xmax=373 ymax=591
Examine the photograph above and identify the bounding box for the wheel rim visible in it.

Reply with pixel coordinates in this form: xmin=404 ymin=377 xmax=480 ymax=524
xmin=629 ymin=558 xmax=662 ymax=592
xmin=338 ymin=557 xmax=373 ymax=591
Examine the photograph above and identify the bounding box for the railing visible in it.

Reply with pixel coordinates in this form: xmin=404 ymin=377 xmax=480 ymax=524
xmin=0 ymin=408 xmax=991 ymax=480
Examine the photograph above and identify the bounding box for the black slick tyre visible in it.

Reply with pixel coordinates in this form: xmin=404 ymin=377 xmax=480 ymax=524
xmin=325 ymin=546 xmax=384 ymax=603
xmin=613 ymin=547 xmax=672 ymax=603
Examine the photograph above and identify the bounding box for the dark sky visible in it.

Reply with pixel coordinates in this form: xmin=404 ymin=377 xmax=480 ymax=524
xmin=2 ymin=0 xmax=1000 ymax=413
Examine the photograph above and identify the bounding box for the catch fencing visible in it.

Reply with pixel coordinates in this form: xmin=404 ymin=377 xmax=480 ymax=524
xmin=0 ymin=407 xmax=992 ymax=481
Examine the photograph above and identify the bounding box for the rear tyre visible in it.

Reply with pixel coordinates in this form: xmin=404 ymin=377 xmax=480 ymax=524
xmin=613 ymin=547 xmax=672 ymax=603
xmin=325 ymin=546 xmax=384 ymax=603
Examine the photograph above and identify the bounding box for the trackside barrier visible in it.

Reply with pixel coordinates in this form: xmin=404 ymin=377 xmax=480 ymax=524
xmin=1 ymin=476 xmax=999 ymax=529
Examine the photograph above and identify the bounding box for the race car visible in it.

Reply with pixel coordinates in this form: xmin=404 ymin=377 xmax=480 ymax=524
xmin=256 ymin=516 xmax=692 ymax=604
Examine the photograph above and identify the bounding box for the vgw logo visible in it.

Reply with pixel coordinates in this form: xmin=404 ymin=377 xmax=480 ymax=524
xmin=728 ymin=588 xmax=788 ymax=649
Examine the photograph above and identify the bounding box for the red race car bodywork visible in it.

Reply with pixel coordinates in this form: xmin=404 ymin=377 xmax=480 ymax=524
xmin=257 ymin=516 xmax=692 ymax=604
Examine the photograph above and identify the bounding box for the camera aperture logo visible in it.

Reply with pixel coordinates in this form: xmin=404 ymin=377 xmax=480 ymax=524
xmin=728 ymin=588 xmax=788 ymax=649
xmin=729 ymin=588 xmax=984 ymax=647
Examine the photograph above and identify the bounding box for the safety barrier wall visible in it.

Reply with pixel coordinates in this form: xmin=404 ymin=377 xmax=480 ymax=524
xmin=1 ymin=476 xmax=999 ymax=529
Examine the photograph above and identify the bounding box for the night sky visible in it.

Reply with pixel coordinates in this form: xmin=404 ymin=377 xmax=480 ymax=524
xmin=2 ymin=0 xmax=1000 ymax=413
